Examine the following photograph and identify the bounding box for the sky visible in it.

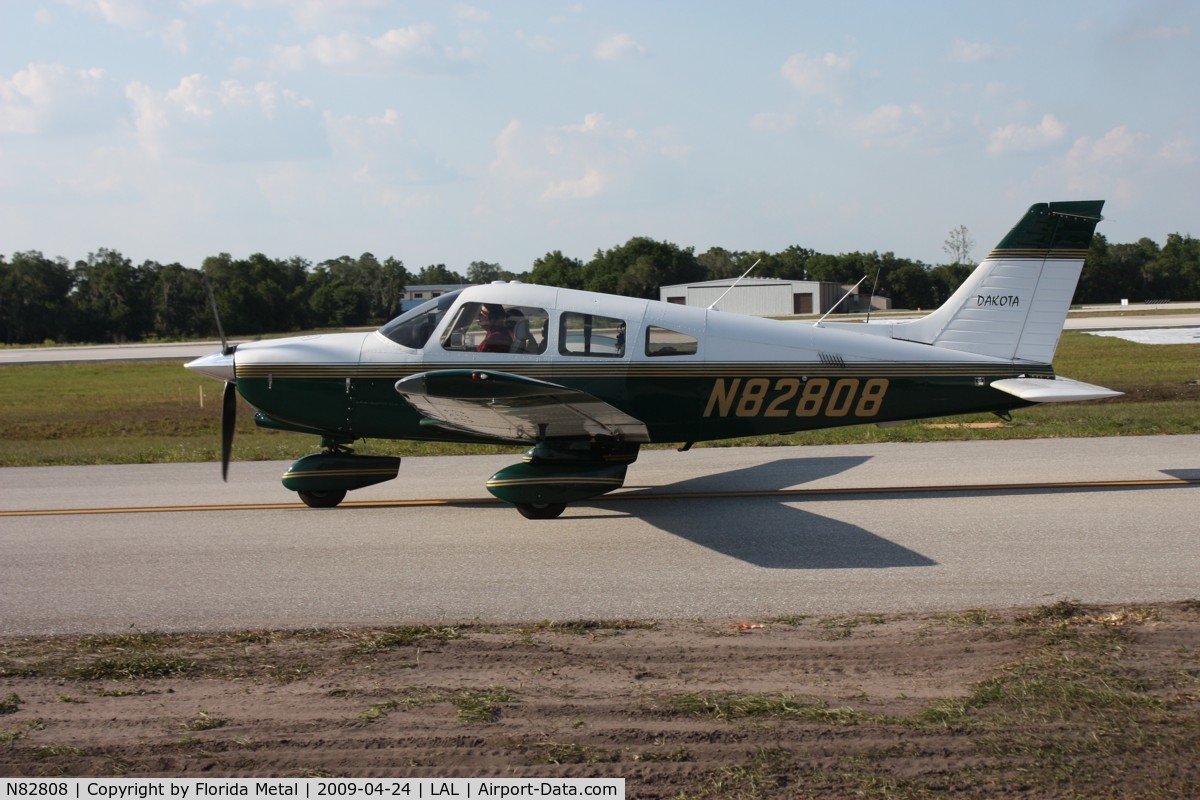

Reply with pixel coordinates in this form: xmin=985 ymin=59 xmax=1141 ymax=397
xmin=1 ymin=1 xmax=1197 ymax=275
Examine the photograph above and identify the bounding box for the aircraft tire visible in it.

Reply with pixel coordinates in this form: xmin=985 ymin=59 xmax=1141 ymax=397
xmin=298 ymin=489 xmax=348 ymax=508
xmin=515 ymin=502 xmax=566 ymax=520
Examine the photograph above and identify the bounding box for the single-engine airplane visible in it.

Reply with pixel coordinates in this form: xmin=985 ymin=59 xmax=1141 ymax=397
xmin=187 ymin=200 xmax=1118 ymax=518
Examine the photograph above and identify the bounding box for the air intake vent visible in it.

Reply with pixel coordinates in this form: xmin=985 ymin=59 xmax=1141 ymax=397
xmin=818 ymin=352 xmax=846 ymax=368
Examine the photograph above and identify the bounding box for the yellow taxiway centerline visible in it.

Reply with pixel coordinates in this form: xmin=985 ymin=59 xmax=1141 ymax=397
xmin=2 ymin=477 xmax=1197 ymax=518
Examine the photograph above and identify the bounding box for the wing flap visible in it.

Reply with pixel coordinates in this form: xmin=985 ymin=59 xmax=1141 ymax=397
xmin=395 ymin=369 xmax=650 ymax=443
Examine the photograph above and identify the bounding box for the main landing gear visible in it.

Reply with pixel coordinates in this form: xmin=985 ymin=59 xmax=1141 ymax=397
xmin=514 ymin=502 xmax=568 ymax=520
xmin=487 ymin=441 xmax=640 ymax=520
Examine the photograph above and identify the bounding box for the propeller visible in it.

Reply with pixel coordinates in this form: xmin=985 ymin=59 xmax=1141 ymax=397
xmin=220 ymin=380 xmax=236 ymax=481
xmin=204 ymin=276 xmax=238 ymax=481
xmin=204 ymin=275 xmax=235 ymax=358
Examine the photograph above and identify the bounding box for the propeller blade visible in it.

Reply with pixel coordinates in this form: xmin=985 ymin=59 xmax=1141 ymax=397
xmin=203 ymin=275 xmax=233 ymax=356
xmin=221 ymin=380 xmax=236 ymax=482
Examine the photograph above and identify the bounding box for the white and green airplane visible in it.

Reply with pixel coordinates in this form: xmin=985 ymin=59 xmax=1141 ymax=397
xmin=187 ymin=200 xmax=1118 ymax=518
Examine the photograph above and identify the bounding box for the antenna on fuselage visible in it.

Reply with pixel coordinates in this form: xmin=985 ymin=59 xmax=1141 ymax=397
xmin=865 ymin=267 xmax=881 ymax=323
xmin=707 ymin=258 xmax=762 ymax=311
xmin=814 ymin=274 xmax=868 ymax=328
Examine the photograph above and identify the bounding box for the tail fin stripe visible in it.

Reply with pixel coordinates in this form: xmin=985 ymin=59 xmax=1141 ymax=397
xmin=986 ymin=248 xmax=1090 ymax=260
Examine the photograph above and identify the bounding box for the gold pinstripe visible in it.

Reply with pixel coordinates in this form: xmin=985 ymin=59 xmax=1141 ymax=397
xmin=283 ymin=468 xmax=398 ymax=478
xmin=238 ymin=362 xmax=1050 ymax=380
xmin=985 ymin=247 xmax=1090 ymax=260
xmin=485 ymin=477 xmax=626 ymax=488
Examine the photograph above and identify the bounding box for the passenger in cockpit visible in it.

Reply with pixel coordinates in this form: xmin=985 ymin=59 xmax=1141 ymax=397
xmin=507 ymin=309 xmax=537 ymax=354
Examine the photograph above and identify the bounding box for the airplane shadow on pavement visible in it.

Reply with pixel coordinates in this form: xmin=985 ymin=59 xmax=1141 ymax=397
xmin=1162 ymin=469 xmax=1200 ymax=481
xmin=612 ymin=456 xmax=937 ymax=571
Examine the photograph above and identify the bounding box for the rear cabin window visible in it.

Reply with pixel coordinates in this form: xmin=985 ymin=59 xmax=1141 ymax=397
xmin=646 ymin=326 xmax=698 ymax=357
xmin=440 ymin=302 xmax=548 ymax=354
xmin=559 ymin=312 xmax=626 ymax=358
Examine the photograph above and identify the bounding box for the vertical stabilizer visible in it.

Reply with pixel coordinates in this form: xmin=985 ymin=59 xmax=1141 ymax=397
xmin=892 ymin=201 xmax=1104 ymax=363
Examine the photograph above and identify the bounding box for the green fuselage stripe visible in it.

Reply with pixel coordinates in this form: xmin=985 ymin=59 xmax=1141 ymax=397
xmin=236 ymin=360 xmax=1044 ymax=446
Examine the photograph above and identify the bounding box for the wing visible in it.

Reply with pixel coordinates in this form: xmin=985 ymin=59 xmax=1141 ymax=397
xmin=395 ymin=369 xmax=650 ymax=443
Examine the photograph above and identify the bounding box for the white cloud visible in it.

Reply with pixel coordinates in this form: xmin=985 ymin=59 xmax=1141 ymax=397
xmin=126 ymin=75 xmax=327 ymax=161
xmin=983 ymin=81 xmax=1012 ymax=99
xmin=543 ymin=168 xmax=607 ymax=200
xmin=0 ymin=63 xmax=124 ymax=136
xmin=1071 ymin=126 xmax=1138 ymax=163
xmin=949 ymin=38 xmax=996 ymax=63
xmin=780 ymin=52 xmax=853 ymax=103
xmin=1157 ymin=134 xmax=1195 ymax=166
xmin=658 ymin=141 xmax=691 ymax=160
xmin=488 ymin=118 xmax=536 ymax=182
xmin=159 ymin=18 xmax=191 ymax=54
xmin=1052 ymin=127 xmax=1143 ymax=197
xmin=855 ymin=104 xmax=907 ymax=132
xmin=61 ymin=144 xmax=143 ymax=198
xmin=272 ymin=24 xmax=470 ymax=74
xmin=484 ymin=111 xmax=687 ymax=210
xmin=374 ymin=25 xmax=437 ymax=58
xmin=853 ymin=103 xmax=928 ymax=144
xmin=454 ymin=5 xmax=492 ymax=24
xmin=986 ymin=113 xmax=1066 ymax=156
xmin=846 ymin=103 xmax=962 ymax=151
xmin=64 ymin=0 xmax=191 ymax=52
xmin=228 ymin=0 xmax=392 ymax=31
xmin=516 ymin=30 xmax=560 ymax=54
xmin=71 ymin=0 xmax=157 ymax=29
xmin=563 ymin=112 xmax=605 ymax=134
xmin=594 ymin=32 xmax=646 ymax=61
xmin=324 ymin=107 xmax=457 ymax=186
xmin=750 ymin=111 xmax=796 ymax=133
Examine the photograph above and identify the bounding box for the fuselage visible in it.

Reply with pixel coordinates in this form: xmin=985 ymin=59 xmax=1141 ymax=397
xmin=227 ymin=282 xmax=1044 ymax=446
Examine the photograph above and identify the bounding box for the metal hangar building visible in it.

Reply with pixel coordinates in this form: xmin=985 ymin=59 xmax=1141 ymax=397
xmin=658 ymin=278 xmax=884 ymax=317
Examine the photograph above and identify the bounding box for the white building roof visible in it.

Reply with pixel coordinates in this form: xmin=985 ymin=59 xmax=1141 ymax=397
xmin=660 ymin=277 xmax=823 ymax=290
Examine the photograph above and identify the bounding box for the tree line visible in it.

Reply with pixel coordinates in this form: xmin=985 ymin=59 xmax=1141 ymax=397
xmin=2 ymin=231 xmax=1197 ymax=345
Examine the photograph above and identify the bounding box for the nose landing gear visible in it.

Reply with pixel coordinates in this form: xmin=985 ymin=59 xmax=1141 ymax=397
xmin=297 ymin=489 xmax=349 ymax=508
xmin=282 ymin=441 xmax=401 ymax=509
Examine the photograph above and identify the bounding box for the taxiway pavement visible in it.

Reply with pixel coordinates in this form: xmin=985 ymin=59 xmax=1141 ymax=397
xmin=2 ymin=436 xmax=1197 ymax=635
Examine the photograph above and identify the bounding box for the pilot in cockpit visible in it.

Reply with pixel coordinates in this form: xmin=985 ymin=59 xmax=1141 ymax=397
xmin=477 ymin=305 xmax=513 ymax=353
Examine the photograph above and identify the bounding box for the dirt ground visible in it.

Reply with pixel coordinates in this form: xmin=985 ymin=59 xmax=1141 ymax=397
xmin=2 ymin=601 xmax=1198 ymax=798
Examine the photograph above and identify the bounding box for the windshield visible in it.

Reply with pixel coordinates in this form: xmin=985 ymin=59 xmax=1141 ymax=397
xmin=377 ymin=289 xmax=464 ymax=349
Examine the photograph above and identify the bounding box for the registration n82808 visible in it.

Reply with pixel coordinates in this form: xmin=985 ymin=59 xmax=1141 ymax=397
xmin=5 ymin=784 xmax=69 ymax=797
xmin=703 ymin=377 xmax=889 ymax=419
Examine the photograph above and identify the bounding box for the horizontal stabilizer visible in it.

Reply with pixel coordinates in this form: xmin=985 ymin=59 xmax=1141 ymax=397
xmin=990 ymin=376 xmax=1122 ymax=403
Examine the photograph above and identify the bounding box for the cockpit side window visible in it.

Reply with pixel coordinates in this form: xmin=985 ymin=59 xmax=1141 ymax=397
xmin=559 ymin=312 xmax=626 ymax=357
xmin=377 ymin=290 xmax=461 ymax=349
xmin=440 ymin=302 xmax=549 ymax=354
